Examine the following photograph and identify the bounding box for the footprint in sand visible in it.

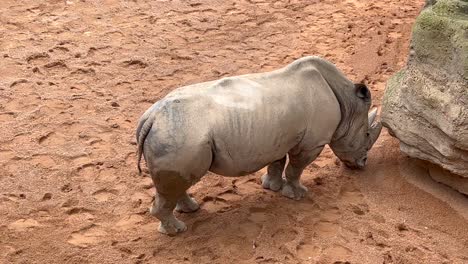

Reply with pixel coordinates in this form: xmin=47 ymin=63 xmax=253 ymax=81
xmin=339 ymin=184 xmax=364 ymax=204
xmin=238 ymin=218 xmax=262 ymax=240
xmin=125 ymin=152 xmax=136 ymax=167
xmin=67 ymin=225 xmax=107 ymax=248
xmin=8 ymin=219 xmax=42 ymax=231
xmin=0 ymin=245 xmax=17 ymax=258
xmin=49 ymin=45 xmax=70 ymax=54
xmin=219 ymin=218 xmax=263 ymax=260
xmin=96 ymin=167 xmax=118 ymax=182
xmin=114 ymin=214 xmax=144 ymax=231
xmin=0 ymin=111 xmax=16 ymax=122
xmin=12 ymin=133 xmax=31 ymax=146
xmin=66 ymin=212 xmax=95 ymax=226
xmin=271 ymin=228 xmax=299 ymax=244
xmin=92 ymin=188 xmax=119 ymax=202
xmin=76 ymin=164 xmax=96 ymax=181
xmin=140 ymin=222 xmax=159 ymax=234
xmin=4 ymin=88 xmax=38 ymax=113
xmin=371 ymin=213 xmax=386 ymax=223
xmin=61 ymin=198 xmax=79 ymax=208
xmin=350 ymin=204 xmax=368 ymax=216
xmin=190 ymin=246 xmax=218 ymax=263
xmin=9 ymin=78 xmax=28 ymax=88
xmin=320 ymin=206 xmax=341 ymax=222
xmin=201 ymin=196 xmax=231 ymax=213
xmin=297 ymin=243 xmax=321 ymax=261
xmin=344 ymin=0 xmax=366 ymax=8
xmin=71 ymin=67 xmax=96 ymax=76
xmin=26 ymin=52 xmax=50 ymax=64
xmin=38 ymin=132 xmax=67 ymax=146
xmin=248 ymin=206 xmax=268 ymax=222
xmin=122 ymin=59 xmax=148 ymax=69
xmin=43 ymin=60 xmax=68 ymax=75
xmin=0 ymin=150 xmax=15 ymax=164
xmin=192 ymin=214 xmax=262 ymax=247
xmin=191 ymin=217 xmax=216 ymax=235
xmin=323 ymin=245 xmax=352 ymax=262
xmin=72 ymin=156 xmax=94 ymax=168
xmin=31 ymin=154 xmax=56 ymax=168
xmin=86 ymin=46 xmax=112 ymax=57
xmin=65 ymin=207 xmax=94 ymax=215
xmin=199 ymin=189 xmax=243 ymax=213
xmin=314 ymin=220 xmax=340 ymax=238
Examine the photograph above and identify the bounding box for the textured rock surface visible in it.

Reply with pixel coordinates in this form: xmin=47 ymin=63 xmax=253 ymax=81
xmin=382 ymin=0 xmax=468 ymax=181
xmin=428 ymin=163 xmax=468 ymax=195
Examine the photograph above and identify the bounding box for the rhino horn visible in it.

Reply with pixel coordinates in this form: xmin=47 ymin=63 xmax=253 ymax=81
xmin=368 ymin=107 xmax=382 ymax=149
xmin=368 ymin=107 xmax=378 ymax=126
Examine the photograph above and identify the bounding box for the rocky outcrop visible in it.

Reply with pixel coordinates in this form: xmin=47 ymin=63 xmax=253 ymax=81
xmin=428 ymin=163 xmax=468 ymax=195
xmin=382 ymin=0 xmax=468 ymax=190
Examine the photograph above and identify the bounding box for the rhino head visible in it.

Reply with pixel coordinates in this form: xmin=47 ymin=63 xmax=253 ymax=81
xmin=329 ymin=83 xmax=382 ymax=169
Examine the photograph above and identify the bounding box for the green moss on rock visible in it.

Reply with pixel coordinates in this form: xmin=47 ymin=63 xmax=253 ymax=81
xmin=411 ymin=0 xmax=468 ymax=80
xmin=432 ymin=0 xmax=468 ymax=16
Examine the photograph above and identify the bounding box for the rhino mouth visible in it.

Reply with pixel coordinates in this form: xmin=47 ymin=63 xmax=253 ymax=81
xmin=343 ymin=156 xmax=367 ymax=170
xmin=344 ymin=162 xmax=363 ymax=170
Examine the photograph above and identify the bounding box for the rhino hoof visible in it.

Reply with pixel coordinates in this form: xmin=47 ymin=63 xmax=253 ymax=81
xmin=261 ymin=174 xmax=284 ymax=192
xmin=281 ymin=182 xmax=308 ymax=200
xmin=158 ymin=219 xmax=187 ymax=236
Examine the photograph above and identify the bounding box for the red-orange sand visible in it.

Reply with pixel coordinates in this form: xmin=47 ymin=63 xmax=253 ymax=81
xmin=1 ymin=0 xmax=467 ymax=263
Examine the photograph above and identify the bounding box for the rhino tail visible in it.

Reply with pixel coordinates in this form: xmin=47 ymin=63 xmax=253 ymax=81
xmin=136 ymin=111 xmax=156 ymax=175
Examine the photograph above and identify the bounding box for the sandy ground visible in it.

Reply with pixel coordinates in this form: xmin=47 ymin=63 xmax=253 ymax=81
xmin=1 ymin=0 xmax=467 ymax=263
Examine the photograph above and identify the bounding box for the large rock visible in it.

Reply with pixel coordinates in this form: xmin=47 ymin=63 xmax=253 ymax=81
xmin=382 ymin=0 xmax=468 ymax=191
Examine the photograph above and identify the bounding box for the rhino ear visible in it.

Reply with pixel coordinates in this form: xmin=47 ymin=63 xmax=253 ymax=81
xmin=355 ymin=83 xmax=371 ymax=102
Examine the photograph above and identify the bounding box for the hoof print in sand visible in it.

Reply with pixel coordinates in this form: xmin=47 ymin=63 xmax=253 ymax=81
xmin=114 ymin=215 xmax=144 ymax=231
xmin=8 ymin=219 xmax=42 ymax=232
xmin=67 ymin=225 xmax=107 ymax=248
xmin=201 ymin=195 xmax=232 ymax=213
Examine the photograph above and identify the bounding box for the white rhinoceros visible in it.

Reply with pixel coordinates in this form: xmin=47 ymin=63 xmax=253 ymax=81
xmin=136 ymin=56 xmax=382 ymax=235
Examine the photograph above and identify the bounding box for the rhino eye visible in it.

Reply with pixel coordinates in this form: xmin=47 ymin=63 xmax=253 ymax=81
xmin=366 ymin=132 xmax=370 ymax=137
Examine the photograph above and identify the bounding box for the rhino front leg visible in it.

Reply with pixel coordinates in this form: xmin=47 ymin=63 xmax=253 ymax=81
xmin=261 ymin=156 xmax=286 ymax=191
xmin=282 ymin=147 xmax=323 ymax=200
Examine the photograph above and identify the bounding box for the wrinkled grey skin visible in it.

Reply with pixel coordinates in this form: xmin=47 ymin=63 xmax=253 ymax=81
xmin=136 ymin=56 xmax=382 ymax=235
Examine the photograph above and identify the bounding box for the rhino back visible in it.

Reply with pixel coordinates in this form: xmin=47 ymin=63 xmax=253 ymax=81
xmin=145 ymin=62 xmax=340 ymax=177
xmin=204 ymin=69 xmax=340 ymax=176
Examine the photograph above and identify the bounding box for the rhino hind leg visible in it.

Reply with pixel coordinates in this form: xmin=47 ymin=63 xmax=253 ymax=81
xmin=282 ymin=147 xmax=323 ymax=200
xmin=261 ymin=156 xmax=286 ymax=191
xmin=150 ymin=191 xmax=187 ymax=235
xmin=175 ymin=193 xmax=199 ymax=213
xmin=147 ymin=168 xmax=197 ymax=235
